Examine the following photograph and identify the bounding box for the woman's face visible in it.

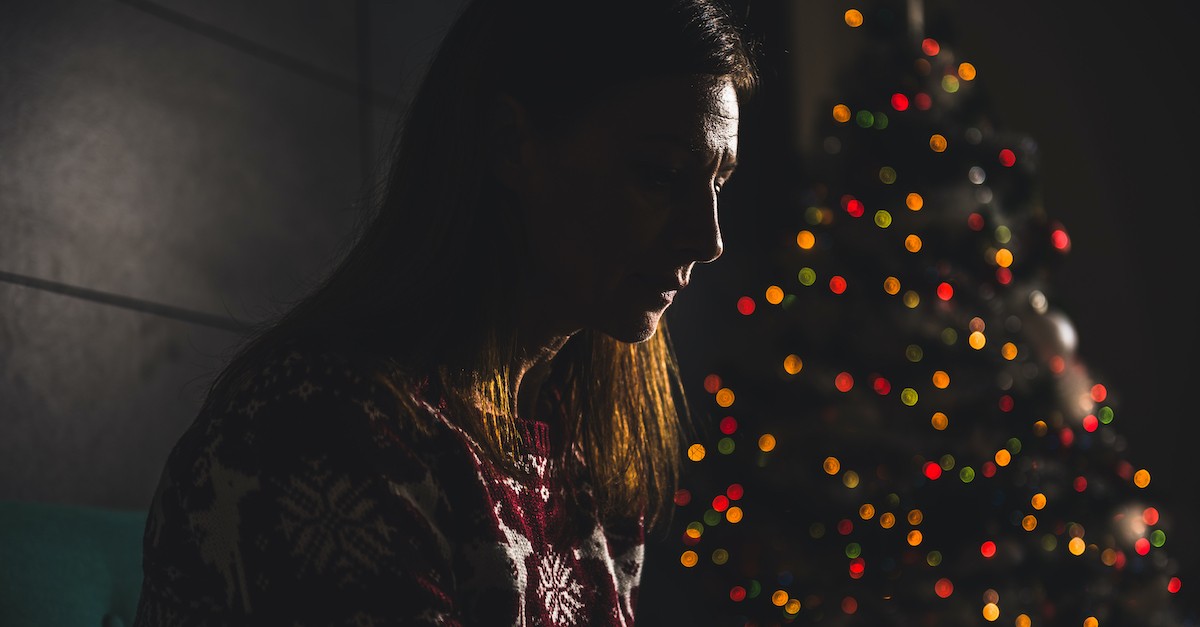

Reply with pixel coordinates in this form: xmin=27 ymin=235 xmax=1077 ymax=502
xmin=508 ymin=74 xmax=740 ymax=344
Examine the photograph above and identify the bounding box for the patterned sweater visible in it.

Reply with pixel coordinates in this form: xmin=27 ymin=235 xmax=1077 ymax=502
xmin=132 ymin=340 xmax=644 ymax=626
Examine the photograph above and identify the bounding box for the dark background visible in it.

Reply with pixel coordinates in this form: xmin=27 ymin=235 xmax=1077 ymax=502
xmin=2 ymin=0 xmax=1197 ymax=617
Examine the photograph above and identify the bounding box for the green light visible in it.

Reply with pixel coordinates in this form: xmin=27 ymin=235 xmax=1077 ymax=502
xmin=941 ymin=328 xmax=958 ymax=345
xmin=856 ymin=110 xmax=875 ymax=128
xmin=1151 ymin=530 xmax=1166 ymax=547
xmin=845 ymin=542 xmax=862 ymax=559
xmin=959 ymin=467 xmax=975 ymax=483
xmin=874 ymin=210 xmax=893 ymax=228
xmin=798 ymin=267 xmax=817 ymax=286
xmin=718 ymin=437 xmax=735 ymax=454
xmin=900 ymin=388 xmax=919 ymax=406
xmin=1099 ymin=406 xmax=1114 ymax=424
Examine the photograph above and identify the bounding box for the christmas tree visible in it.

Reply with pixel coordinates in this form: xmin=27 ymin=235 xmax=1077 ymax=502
xmin=644 ymin=2 xmax=1195 ymax=625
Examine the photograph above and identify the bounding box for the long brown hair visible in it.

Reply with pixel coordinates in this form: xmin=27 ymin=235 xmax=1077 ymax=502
xmin=201 ymin=0 xmax=758 ymax=532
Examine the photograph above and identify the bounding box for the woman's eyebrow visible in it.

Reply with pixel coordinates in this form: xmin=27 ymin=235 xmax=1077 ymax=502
xmin=637 ymin=132 xmax=737 ymax=168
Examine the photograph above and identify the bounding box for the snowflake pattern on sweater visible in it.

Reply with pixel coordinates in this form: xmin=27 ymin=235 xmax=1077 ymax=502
xmin=133 ymin=339 xmax=644 ymax=626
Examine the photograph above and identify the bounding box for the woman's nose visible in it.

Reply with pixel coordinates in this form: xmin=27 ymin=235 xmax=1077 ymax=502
xmin=677 ymin=187 xmax=724 ymax=265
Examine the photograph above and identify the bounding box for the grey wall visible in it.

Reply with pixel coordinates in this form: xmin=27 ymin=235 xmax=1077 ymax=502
xmin=0 ymin=0 xmax=465 ymax=511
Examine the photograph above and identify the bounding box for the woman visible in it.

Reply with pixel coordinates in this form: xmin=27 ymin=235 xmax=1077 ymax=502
xmin=133 ymin=0 xmax=757 ymax=624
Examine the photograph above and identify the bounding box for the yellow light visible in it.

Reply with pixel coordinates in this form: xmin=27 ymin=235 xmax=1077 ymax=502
xmin=797 ymin=230 xmax=816 ymax=249
xmin=995 ymin=449 xmax=1012 ymax=467
xmin=883 ymin=276 xmax=901 ymax=295
xmin=906 ymin=192 xmax=923 ymax=211
xmin=983 ymin=602 xmax=1000 ymax=621
xmin=685 ymin=523 xmax=703 ymax=539
xmin=823 ymin=456 xmax=841 ymax=475
xmin=930 ymin=134 xmax=948 ymax=152
xmin=874 ymin=210 xmax=893 ymax=228
xmin=859 ymin=504 xmax=876 ymax=520
xmin=995 ymin=248 xmax=1014 ymax=268
xmin=1022 ymin=515 xmax=1037 ymax=531
xmin=716 ymin=387 xmax=735 ymax=407
xmin=681 ymin=550 xmax=699 ymax=567
xmin=931 ymin=411 xmax=949 ymax=430
xmin=969 ymin=331 xmax=986 ymax=350
xmin=1016 ymin=614 xmax=1031 ymax=627
xmin=759 ymin=433 xmax=777 ymax=452
xmin=1068 ymin=537 xmax=1086 ymax=556
xmin=844 ymin=9 xmax=864 ymax=27
xmin=932 ymin=370 xmax=950 ymax=389
xmin=726 ymin=506 xmax=744 ymax=523
xmin=908 ymin=509 xmax=924 ymax=525
xmin=843 ymin=471 xmax=860 ymax=488
xmin=1033 ymin=420 xmax=1048 ymax=436
xmin=1101 ymin=548 xmax=1117 ymax=566
xmin=688 ymin=444 xmax=706 ymax=461
xmin=1001 ymin=342 xmax=1018 ymax=360
xmin=1134 ymin=469 xmax=1151 ymax=488
xmin=907 ymin=530 xmax=923 ymax=546
xmin=1084 ymin=618 xmax=1099 ymax=627
xmin=833 ymin=104 xmax=852 ymax=123
xmin=784 ymin=599 xmax=801 ymax=614
xmin=905 ymin=234 xmax=923 ymax=252
xmin=880 ymin=512 xmax=896 ymax=529
xmin=958 ymin=62 xmax=977 ymax=80
xmin=903 ymin=290 xmax=920 ymax=308
xmin=765 ymin=285 xmax=784 ymax=304
xmin=772 ymin=590 xmax=789 ymax=606
xmin=783 ymin=354 xmax=803 ymax=375
xmin=1031 ymin=493 xmax=1047 ymax=510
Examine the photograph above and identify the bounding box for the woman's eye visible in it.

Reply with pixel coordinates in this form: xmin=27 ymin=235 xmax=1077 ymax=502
xmin=637 ymin=165 xmax=680 ymax=189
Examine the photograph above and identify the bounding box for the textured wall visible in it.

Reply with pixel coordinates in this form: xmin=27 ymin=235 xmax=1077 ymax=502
xmin=0 ymin=0 xmax=465 ymax=510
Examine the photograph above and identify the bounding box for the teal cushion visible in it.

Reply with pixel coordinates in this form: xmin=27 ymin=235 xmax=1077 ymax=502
xmin=0 ymin=500 xmax=146 ymax=627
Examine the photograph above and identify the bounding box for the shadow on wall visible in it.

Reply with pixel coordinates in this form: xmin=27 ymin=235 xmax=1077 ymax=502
xmin=0 ymin=0 xmax=465 ymax=510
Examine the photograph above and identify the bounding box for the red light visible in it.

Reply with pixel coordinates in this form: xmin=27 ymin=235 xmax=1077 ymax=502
xmin=998 ymin=395 xmax=1014 ymax=412
xmin=737 ymin=296 xmax=756 ymax=315
xmin=934 ymin=578 xmax=954 ymax=598
xmin=914 ymin=92 xmax=932 ymax=110
xmin=682 ymin=531 xmax=700 ymax=546
xmin=982 ymin=461 xmax=997 ymax=478
xmin=849 ymin=557 xmax=866 ymax=575
xmin=891 ymin=93 xmax=910 ymax=111
xmin=872 ymin=375 xmax=891 ymax=395
xmin=1074 ymin=476 xmax=1088 ymax=492
xmin=921 ymin=38 xmax=941 ymax=56
xmin=727 ymin=483 xmax=744 ymax=500
xmin=1060 ymin=428 xmax=1075 ymax=447
xmin=996 ymin=267 xmax=1012 ymax=285
xmin=837 ymin=519 xmax=854 ymax=535
xmin=1143 ymin=507 xmax=1160 ymax=526
xmin=1082 ymin=415 xmax=1098 ymax=432
xmin=967 ymin=212 xmax=985 ymax=231
xmin=1051 ymin=228 xmax=1071 ymax=251
xmin=712 ymin=495 xmax=730 ymax=512
xmin=835 ymin=372 xmax=854 ymax=392
xmin=830 ymin=275 xmax=848 ymax=294
xmin=730 ymin=586 xmax=747 ymax=602
xmin=719 ymin=416 xmax=738 ymax=434
xmin=981 ymin=541 xmax=997 ymax=558
xmin=923 ymin=461 xmax=943 ymax=480
xmin=1135 ymin=538 xmax=1151 ymax=556
xmin=846 ymin=199 xmax=865 ymax=217
xmin=703 ymin=374 xmax=722 ymax=394
xmin=1116 ymin=460 xmax=1133 ymax=480
xmin=998 ymin=149 xmax=1016 ymax=167
xmin=1169 ymin=577 xmax=1183 ymax=594
xmin=842 ymin=596 xmax=858 ymax=614
xmin=673 ymin=489 xmax=692 ymax=506
xmin=1049 ymin=356 xmax=1065 ymax=374
xmin=1091 ymin=384 xmax=1107 ymax=402
xmin=936 ymin=282 xmax=953 ymax=300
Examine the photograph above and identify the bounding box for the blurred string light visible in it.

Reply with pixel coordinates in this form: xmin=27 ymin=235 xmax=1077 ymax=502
xmin=672 ymin=4 xmax=1186 ymax=624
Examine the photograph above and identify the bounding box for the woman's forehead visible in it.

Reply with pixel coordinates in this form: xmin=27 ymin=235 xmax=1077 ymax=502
xmin=591 ymin=76 xmax=739 ymax=149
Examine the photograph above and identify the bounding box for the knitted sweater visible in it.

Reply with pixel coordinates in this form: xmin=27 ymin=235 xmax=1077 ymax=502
xmin=132 ymin=340 xmax=644 ymax=626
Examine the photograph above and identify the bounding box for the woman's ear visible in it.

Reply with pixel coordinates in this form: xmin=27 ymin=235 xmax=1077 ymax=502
xmin=488 ymin=93 xmax=536 ymax=192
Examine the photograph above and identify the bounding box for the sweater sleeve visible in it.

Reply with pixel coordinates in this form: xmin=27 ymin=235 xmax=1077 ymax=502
xmin=133 ymin=346 xmax=464 ymax=627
